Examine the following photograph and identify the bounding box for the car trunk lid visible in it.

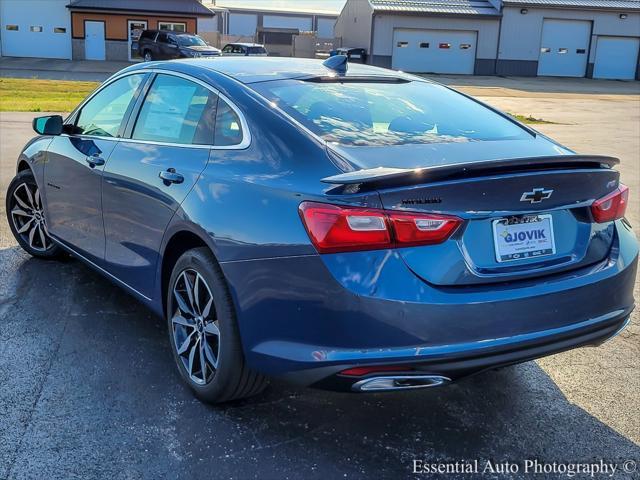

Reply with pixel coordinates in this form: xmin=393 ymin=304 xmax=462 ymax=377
xmin=323 ymin=145 xmax=620 ymax=286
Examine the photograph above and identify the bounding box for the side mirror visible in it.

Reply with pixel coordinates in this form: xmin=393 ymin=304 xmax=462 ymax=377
xmin=33 ymin=115 xmax=63 ymax=135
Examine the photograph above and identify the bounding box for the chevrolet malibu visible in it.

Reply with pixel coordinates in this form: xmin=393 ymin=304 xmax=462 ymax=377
xmin=6 ymin=57 xmax=637 ymax=403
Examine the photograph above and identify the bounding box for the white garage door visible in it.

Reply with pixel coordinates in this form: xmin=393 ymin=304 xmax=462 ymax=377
xmin=593 ymin=36 xmax=640 ymax=80
xmin=0 ymin=0 xmax=71 ymax=59
xmin=263 ymin=15 xmax=312 ymax=32
xmin=538 ymin=19 xmax=591 ymax=77
xmin=317 ymin=18 xmax=336 ymax=38
xmin=392 ymin=29 xmax=477 ymax=74
xmin=228 ymin=13 xmax=258 ymax=36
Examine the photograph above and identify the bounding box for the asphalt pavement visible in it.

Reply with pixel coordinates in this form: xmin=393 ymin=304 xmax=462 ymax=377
xmin=0 ymin=78 xmax=638 ymax=480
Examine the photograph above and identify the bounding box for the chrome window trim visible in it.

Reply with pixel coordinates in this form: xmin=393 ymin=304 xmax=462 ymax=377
xmin=63 ymin=68 xmax=252 ymax=151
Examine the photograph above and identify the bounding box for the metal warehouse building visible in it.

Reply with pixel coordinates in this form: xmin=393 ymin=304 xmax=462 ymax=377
xmin=335 ymin=0 xmax=640 ymax=80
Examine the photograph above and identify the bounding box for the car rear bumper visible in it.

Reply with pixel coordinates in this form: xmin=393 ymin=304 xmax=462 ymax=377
xmin=221 ymin=222 xmax=638 ymax=391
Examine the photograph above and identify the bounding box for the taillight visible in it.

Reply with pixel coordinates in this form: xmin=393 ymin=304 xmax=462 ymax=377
xmin=389 ymin=211 xmax=462 ymax=247
xmin=591 ymin=185 xmax=629 ymax=223
xmin=299 ymin=202 xmax=461 ymax=253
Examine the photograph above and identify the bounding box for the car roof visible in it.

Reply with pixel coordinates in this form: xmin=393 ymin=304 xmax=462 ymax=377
xmin=225 ymin=43 xmax=264 ymax=47
xmin=143 ymin=29 xmax=197 ymax=36
xmin=133 ymin=57 xmax=419 ymax=85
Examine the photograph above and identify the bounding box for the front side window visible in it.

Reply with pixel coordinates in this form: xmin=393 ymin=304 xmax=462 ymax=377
xmin=132 ymin=74 xmax=217 ymax=145
xmin=75 ymin=74 xmax=143 ymax=137
xmin=222 ymin=45 xmax=233 ymax=53
xmin=253 ymin=79 xmax=531 ymax=146
xmin=157 ymin=32 xmax=168 ymax=43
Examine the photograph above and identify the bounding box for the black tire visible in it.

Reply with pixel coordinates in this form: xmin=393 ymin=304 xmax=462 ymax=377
xmin=6 ymin=170 xmax=62 ymax=259
xmin=166 ymin=247 xmax=268 ymax=403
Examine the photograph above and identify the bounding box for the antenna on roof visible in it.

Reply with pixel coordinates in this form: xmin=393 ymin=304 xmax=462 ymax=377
xmin=323 ymin=55 xmax=348 ymax=75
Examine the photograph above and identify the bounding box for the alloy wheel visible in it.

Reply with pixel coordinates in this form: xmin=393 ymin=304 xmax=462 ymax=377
xmin=171 ymin=269 xmax=220 ymax=385
xmin=10 ymin=182 xmax=51 ymax=252
xmin=144 ymin=52 xmax=152 ymax=62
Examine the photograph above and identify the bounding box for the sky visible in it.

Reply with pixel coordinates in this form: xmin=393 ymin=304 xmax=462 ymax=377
xmin=214 ymin=0 xmax=348 ymax=14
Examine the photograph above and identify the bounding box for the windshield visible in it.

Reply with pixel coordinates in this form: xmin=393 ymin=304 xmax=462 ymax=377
xmin=178 ymin=35 xmax=207 ymax=47
xmin=253 ymin=80 xmax=531 ymax=146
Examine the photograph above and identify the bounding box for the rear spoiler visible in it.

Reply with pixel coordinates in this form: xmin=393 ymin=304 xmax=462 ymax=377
xmin=321 ymin=155 xmax=620 ymax=186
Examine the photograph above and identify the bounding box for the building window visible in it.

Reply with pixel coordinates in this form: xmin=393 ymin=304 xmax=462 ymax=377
xmin=54 ymin=27 xmax=67 ymax=33
xmin=397 ymin=41 xmax=408 ymax=48
xmin=158 ymin=22 xmax=186 ymax=32
xmin=30 ymin=26 xmax=43 ymax=32
xmin=460 ymin=43 xmax=472 ymax=50
xmin=558 ymin=48 xmax=568 ymax=54
xmin=439 ymin=43 xmax=451 ymax=49
xmin=576 ymin=48 xmax=586 ymax=54
xmin=540 ymin=47 xmax=551 ymax=53
xmin=420 ymin=42 xmax=429 ymax=48
xmin=6 ymin=25 xmax=19 ymax=31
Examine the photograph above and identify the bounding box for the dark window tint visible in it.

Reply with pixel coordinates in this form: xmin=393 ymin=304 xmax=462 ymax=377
xmin=133 ymin=74 xmax=217 ymax=145
xmin=222 ymin=45 xmax=233 ymax=53
xmin=76 ymin=74 xmax=143 ymax=137
xmin=248 ymin=46 xmax=266 ymax=54
xmin=214 ymin=98 xmax=243 ymax=146
xmin=157 ymin=32 xmax=168 ymax=43
xmin=254 ymin=80 xmax=530 ymax=146
xmin=140 ymin=30 xmax=156 ymax=40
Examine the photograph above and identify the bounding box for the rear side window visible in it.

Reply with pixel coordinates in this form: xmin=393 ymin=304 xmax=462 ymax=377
xmin=140 ymin=30 xmax=155 ymax=41
xmin=75 ymin=74 xmax=143 ymax=137
xmin=215 ymin=98 xmax=243 ymax=147
xmin=253 ymin=80 xmax=531 ymax=146
xmin=248 ymin=46 xmax=266 ymax=55
xmin=157 ymin=32 xmax=168 ymax=43
xmin=132 ymin=74 xmax=217 ymax=145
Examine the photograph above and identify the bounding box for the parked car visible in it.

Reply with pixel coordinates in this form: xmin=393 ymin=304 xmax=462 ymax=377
xmin=329 ymin=47 xmax=368 ymax=63
xmin=138 ymin=30 xmax=221 ymax=61
xmin=7 ymin=57 xmax=637 ymax=404
xmin=221 ymin=43 xmax=268 ymax=56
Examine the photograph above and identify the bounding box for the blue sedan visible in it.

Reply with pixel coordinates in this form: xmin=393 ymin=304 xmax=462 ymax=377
xmin=6 ymin=57 xmax=637 ymax=403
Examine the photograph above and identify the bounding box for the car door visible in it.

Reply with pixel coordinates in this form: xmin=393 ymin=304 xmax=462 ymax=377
xmin=155 ymin=32 xmax=169 ymax=59
xmin=44 ymin=73 xmax=147 ymax=264
xmin=101 ymin=73 xmax=219 ymax=298
xmin=166 ymin=35 xmax=180 ymax=59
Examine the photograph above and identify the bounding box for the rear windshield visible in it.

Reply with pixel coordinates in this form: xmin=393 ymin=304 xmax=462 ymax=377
xmin=253 ymin=79 xmax=531 ymax=146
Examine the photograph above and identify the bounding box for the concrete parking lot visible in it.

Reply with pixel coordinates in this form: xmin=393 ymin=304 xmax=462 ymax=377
xmin=0 ymin=77 xmax=639 ymax=479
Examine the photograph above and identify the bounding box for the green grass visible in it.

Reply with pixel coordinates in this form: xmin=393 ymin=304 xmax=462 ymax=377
xmin=510 ymin=113 xmax=557 ymax=125
xmin=0 ymin=77 xmax=99 ymax=112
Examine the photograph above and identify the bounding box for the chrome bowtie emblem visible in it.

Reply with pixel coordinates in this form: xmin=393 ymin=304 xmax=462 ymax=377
xmin=520 ymin=187 xmax=553 ymax=203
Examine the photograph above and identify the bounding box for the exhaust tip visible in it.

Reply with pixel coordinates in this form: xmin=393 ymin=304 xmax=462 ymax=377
xmin=351 ymin=375 xmax=451 ymax=392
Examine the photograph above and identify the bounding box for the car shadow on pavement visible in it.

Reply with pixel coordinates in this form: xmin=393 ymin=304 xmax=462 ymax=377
xmin=1 ymin=246 xmax=638 ymax=480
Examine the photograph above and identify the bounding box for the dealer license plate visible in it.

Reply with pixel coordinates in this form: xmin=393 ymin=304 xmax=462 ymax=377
xmin=492 ymin=214 xmax=555 ymax=263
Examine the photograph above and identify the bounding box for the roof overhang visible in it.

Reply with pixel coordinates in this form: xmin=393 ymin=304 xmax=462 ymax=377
xmin=66 ymin=2 xmax=215 ymax=17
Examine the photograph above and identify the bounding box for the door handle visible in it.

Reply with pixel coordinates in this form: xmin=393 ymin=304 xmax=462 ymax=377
xmin=159 ymin=168 xmax=184 ymax=185
xmin=85 ymin=155 xmax=105 ymax=168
